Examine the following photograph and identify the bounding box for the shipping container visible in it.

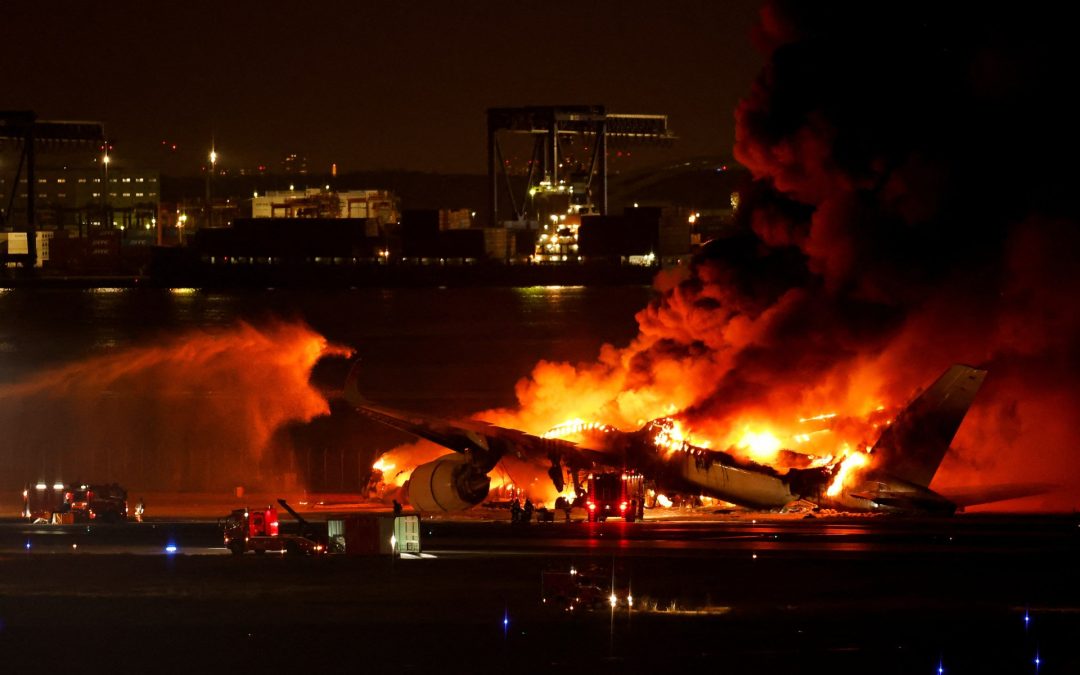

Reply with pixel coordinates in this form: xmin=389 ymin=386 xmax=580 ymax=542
xmin=482 ymin=228 xmax=508 ymax=260
xmin=328 ymin=514 xmax=421 ymax=556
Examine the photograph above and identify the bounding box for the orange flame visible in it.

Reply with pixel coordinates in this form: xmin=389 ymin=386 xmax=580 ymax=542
xmin=734 ymin=428 xmax=782 ymax=463
xmin=826 ymin=446 xmax=870 ymax=497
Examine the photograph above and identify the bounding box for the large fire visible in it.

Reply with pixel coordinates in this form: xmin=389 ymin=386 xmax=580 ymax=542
xmin=369 ymin=2 xmax=1080 ymax=512
xmin=367 ymin=399 xmax=886 ymax=509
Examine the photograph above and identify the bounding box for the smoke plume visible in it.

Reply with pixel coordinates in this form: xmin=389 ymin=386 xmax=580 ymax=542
xmin=469 ymin=2 xmax=1080 ymax=510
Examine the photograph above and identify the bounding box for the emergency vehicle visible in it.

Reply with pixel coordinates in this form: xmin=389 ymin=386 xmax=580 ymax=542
xmin=585 ymin=471 xmax=645 ymax=522
xmin=22 ymin=482 xmax=129 ymax=523
xmin=223 ymin=501 xmax=327 ymax=555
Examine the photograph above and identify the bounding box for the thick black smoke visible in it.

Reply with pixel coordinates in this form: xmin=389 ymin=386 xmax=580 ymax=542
xmin=694 ymin=2 xmax=1080 ymax=505
xmin=422 ymin=3 xmax=1080 ymax=510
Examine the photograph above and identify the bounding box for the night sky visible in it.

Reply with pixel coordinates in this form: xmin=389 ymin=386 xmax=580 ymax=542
xmin=2 ymin=0 xmax=763 ymax=175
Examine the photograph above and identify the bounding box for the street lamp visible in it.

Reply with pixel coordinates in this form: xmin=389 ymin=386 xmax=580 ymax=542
xmin=102 ymin=151 xmax=111 ymax=228
xmin=205 ymin=146 xmax=217 ymax=226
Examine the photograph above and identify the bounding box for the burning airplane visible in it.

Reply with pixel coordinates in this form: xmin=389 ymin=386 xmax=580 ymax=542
xmin=345 ymin=362 xmax=1039 ymax=515
xmin=348 ymin=2 xmax=1078 ymax=512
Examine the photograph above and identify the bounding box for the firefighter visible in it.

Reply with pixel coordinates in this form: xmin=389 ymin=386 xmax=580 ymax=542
xmin=523 ymin=499 xmax=534 ymax=524
xmin=392 ymin=499 xmax=403 ymax=517
xmin=135 ymin=497 xmax=145 ymax=523
xmin=509 ymin=497 xmax=522 ymax=523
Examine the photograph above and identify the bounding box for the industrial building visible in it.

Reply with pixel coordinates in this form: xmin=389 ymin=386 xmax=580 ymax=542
xmin=0 ymin=166 xmax=160 ymax=234
xmin=251 ymin=188 xmax=399 ymax=227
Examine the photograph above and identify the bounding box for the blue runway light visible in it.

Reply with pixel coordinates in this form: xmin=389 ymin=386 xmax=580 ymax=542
xmin=165 ymin=543 xmax=178 ymax=554
xmin=24 ymin=540 xmax=31 ymax=550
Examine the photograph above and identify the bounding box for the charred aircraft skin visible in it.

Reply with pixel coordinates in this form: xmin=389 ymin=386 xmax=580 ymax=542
xmin=607 ymin=426 xmax=828 ymax=511
xmin=344 ymin=363 xmax=1011 ymax=515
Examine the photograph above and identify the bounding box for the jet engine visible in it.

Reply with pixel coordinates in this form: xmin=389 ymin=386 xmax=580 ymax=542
xmin=405 ymin=453 xmax=491 ymax=512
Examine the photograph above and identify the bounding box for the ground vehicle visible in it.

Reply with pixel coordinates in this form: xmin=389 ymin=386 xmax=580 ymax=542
xmin=22 ymin=482 xmax=129 ymax=523
xmin=541 ymin=567 xmax=607 ymax=611
xmin=62 ymin=483 xmax=128 ymax=522
xmin=541 ymin=564 xmax=632 ymax=612
xmin=585 ymin=471 xmax=645 ymax=522
xmin=223 ymin=501 xmax=326 ymax=555
xmin=66 ymin=483 xmax=129 ymax=522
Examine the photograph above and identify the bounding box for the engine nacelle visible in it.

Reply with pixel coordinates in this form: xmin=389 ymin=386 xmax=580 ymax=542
xmin=406 ymin=453 xmax=491 ymax=512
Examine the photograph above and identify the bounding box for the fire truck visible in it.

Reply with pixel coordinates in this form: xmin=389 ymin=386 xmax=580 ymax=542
xmin=585 ymin=471 xmax=645 ymax=522
xmin=23 ymin=483 xmax=129 ymax=523
xmin=223 ymin=499 xmax=327 ymax=555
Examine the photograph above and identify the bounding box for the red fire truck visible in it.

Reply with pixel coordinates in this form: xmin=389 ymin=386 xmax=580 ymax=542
xmin=35 ymin=483 xmax=129 ymax=523
xmin=585 ymin=471 xmax=646 ymax=522
xmin=223 ymin=500 xmax=327 ymax=555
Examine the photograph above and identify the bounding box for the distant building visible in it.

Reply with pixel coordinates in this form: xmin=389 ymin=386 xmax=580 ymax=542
xmin=0 ymin=165 xmax=160 ymax=238
xmin=400 ymin=209 xmax=521 ymax=262
xmin=251 ymin=188 xmax=399 ymax=230
xmin=281 ymin=153 xmax=308 ymax=175
xmin=578 ymin=206 xmax=691 ymax=266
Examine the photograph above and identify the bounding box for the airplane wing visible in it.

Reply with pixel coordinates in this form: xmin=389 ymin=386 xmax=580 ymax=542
xmin=344 ymin=361 xmax=610 ymax=489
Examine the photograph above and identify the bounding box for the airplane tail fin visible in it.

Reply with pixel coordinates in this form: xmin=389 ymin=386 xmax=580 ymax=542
xmin=870 ymin=364 xmax=987 ymax=488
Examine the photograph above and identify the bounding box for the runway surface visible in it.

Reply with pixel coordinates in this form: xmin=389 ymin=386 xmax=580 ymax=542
xmin=1 ymin=514 xmax=1078 ymax=673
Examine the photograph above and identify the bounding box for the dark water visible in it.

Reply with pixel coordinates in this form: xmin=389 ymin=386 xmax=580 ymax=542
xmin=0 ymin=286 xmax=653 ymax=489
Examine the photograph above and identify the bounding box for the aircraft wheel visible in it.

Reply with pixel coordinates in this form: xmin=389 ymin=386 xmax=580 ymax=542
xmin=228 ymin=541 xmax=244 ymax=556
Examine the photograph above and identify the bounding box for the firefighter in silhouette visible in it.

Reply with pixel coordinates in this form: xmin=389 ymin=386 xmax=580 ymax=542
xmin=560 ymin=496 xmax=574 ymax=522
xmin=392 ymin=499 xmax=403 ymax=517
xmin=522 ymin=499 xmax=534 ymax=524
xmin=510 ymin=497 xmax=522 ymax=523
